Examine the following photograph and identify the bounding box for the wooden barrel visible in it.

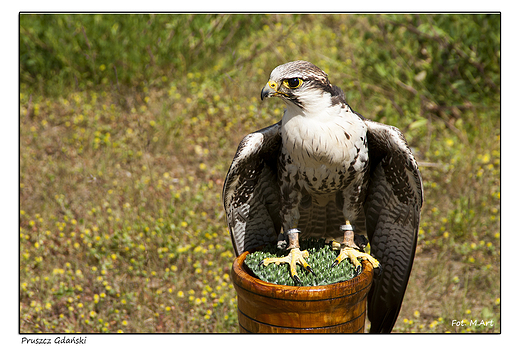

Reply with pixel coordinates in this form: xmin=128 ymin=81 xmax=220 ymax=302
xmin=231 ymin=251 xmax=374 ymax=333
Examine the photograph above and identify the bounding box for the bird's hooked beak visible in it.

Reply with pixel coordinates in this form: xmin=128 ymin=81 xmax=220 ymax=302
xmin=261 ymin=80 xmax=279 ymax=100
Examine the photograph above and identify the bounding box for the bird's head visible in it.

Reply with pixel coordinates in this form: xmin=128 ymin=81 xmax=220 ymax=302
xmin=260 ymin=60 xmax=338 ymax=112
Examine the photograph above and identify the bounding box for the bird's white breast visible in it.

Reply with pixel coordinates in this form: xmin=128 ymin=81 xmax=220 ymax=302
xmin=281 ymin=103 xmax=368 ymax=193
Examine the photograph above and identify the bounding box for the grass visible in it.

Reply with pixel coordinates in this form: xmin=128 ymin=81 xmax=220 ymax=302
xmin=244 ymin=239 xmax=357 ymax=286
xmin=20 ymin=14 xmax=500 ymax=333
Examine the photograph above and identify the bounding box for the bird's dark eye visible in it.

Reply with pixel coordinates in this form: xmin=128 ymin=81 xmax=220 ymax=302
xmin=285 ymin=78 xmax=303 ymax=89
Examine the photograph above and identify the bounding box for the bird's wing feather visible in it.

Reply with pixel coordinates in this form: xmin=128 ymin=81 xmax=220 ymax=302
xmin=364 ymin=120 xmax=423 ymax=333
xmin=222 ymin=122 xmax=283 ymax=256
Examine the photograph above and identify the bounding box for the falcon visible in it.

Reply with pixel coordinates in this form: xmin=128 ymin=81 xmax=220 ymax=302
xmin=223 ymin=60 xmax=423 ymax=333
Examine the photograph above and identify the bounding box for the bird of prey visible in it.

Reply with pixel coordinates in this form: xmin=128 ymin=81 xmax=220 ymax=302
xmin=223 ymin=60 xmax=423 ymax=333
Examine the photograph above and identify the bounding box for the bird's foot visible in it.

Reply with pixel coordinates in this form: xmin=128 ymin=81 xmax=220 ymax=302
xmin=260 ymin=248 xmax=315 ymax=284
xmin=332 ymin=241 xmax=380 ymax=275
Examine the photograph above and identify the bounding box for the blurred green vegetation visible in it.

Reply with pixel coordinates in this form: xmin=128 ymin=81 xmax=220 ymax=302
xmin=20 ymin=14 xmax=500 ymax=333
xmin=20 ymin=14 xmax=266 ymax=94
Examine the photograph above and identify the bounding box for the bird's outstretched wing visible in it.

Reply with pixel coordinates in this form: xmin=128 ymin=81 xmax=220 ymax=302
xmin=364 ymin=120 xmax=424 ymax=333
xmin=223 ymin=122 xmax=283 ymax=256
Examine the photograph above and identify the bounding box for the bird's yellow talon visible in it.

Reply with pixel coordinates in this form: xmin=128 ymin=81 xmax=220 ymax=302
xmin=331 ymin=240 xmax=342 ymax=251
xmin=261 ymin=248 xmax=315 ymax=284
xmin=333 ymin=245 xmax=380 ymax=270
